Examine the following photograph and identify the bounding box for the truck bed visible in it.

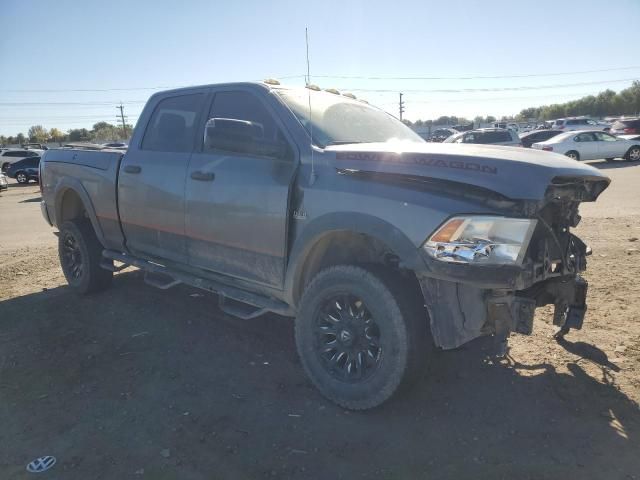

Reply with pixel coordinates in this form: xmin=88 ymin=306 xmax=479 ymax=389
xmin=41 ymin=148 xmax=126 ymax=251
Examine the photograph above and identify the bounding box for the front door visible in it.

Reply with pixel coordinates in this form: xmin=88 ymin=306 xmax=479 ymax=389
xmin=118 ymin=91 xmax=207 ymax=263
xmin=573 ymin=132 xmax=599 ymax=160
xmin=185 ymin=89 xmax=297 ymax=287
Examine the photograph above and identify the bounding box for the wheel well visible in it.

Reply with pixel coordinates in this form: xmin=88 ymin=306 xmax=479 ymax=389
xmin=59 ymin=189 xmax=87 ymax=223
xmin=293 ymin=231 xmax=420 ymax=305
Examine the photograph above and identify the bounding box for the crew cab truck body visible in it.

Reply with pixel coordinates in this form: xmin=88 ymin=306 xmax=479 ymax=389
xmin=40 ymin=82 xmax=610 ymax=409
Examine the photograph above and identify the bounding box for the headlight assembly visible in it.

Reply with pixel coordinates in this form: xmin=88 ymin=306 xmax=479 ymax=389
xmin=423 ymin=216 xmax=537 ymax=265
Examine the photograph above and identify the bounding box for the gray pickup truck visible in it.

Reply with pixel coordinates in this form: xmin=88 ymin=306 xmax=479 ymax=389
xmin=40 ymin=81 xmax=610 ymax=409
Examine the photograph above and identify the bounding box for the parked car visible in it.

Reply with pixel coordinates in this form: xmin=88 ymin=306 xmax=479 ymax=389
xmin=428 ymin=128 xmax=458 ymax=142
xmin=609 ymin=118 xmax=640 ymax=136
xmin=0 ymin=172 xmax=8 ymax=192
xmin=22 ymin=143 xmax=49 ymax=150
xmin=0 ymin=149 xmax=42 ymax=172
xmin=519 ymin=129 xmax=563 ymax=148
xmin=532 ymin=130 xmax=640 ymax=161
xmin=6 ymin=156 xmax=41 ymax=183
xmin=40 ymin=81 xmax=609 ymax=410
xmin=493 ymin=122 xmax=519 ymax=132
xmin=551 ymin=117 xmax=609 ymax=132
xmin=443 ymin=128 xmax=522 ymax=146
xmin=450 ymin=123 xmax=474 ymax=132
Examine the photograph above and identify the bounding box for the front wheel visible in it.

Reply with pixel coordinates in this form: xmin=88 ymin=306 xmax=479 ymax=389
xmin=295 ymin=265 xmax=430 ymax=410
xmin=59 ymin=220 xmax=113 ymax=294
xmin=565 ymin=150 xmax=580 ymax=160
xmin=626 ymin=146 xmax=640 ymax=162
xmin=16 ymin=172 xmax=28 ymax=184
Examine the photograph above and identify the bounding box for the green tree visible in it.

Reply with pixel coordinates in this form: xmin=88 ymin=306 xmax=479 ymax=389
xmin=68 ymin=128 xmax=90 ymax=142
xmin=16 ymin=133 xmax=26 ymax=145
xmin=49 ymin=128 xmax=65 ymax=142
xmin=28 ymin=125 xmax=49 ymax=143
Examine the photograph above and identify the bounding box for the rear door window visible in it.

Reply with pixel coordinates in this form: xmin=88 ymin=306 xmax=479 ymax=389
xmin=574 ymin=133 xmax=596 ymax=142
xmin=141 ymin=94 xmax=204 ymax=153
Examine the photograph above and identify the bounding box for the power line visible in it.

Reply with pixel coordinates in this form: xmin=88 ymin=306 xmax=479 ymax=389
xmin=0 ymin=75 xmax=306 ymax=93
xmin=346 ymin=78 xmax=638 ymax=94
xmin=312 ymin=65 xmax=640 ymax=81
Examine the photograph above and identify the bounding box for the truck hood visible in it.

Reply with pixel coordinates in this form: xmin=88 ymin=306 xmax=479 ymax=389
xmin=325 ymin=142 xmax=610 ymax=201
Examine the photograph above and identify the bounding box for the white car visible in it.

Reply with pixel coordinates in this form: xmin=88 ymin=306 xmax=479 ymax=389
xmin=551 ymin=117 xmax=608 ymax=132
xmin=532 ymin=130 xmax=640 ymax=161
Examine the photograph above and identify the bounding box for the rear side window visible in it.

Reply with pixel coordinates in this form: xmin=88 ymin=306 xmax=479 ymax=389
xmin=141 ymin=94 xmax=204 ymax=153
xmin=477 ymin=131 xmax=512 ymax=143
xmin=555 ymin=120 xmax=564 ymax=126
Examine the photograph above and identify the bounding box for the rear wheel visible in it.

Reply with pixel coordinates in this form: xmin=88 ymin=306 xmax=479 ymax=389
xmin=565 ymin=150 xmax=580 ymax=160
xmin=59 ymin=220 xmax=112 ymax=294
xmin=295 ymin=265 xmax=430 ymax=410
xmin=16 ymin=172 xmax=28 ymax=184
xmin=626 ymin=146 xmax=640 ymax=162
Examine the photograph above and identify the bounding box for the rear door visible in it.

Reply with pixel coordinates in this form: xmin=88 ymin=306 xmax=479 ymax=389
xmin=185 ymin=88 xmax=298 ymax=287
xmin=118 ymin=90 xmax=208 ymax=263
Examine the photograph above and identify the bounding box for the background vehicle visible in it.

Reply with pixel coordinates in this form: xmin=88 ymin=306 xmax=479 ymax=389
xmin=6 ymin=156 xmax=41 ymax=183
xmin=551 ymin=117 xmax=609 ymax=131
xmin=0 ymin=172 xmax=7 ymax=192
xmin=532 ymin=130 xmax=640 ymax=161
xmin=40 ymin=81 xmax=609 ymax=410
xmin=519 ymin=129 xmax=563 ymax=148
xmin=493 ymin=121 xmax=519 ymax=132
xmin=610 ymin=118 xmax=640 ymax=135
xmin=1 ymin=149 xmax=42 ymax=172
xmin=450 ymin=123 xmax=474 ymax=132
xmin=443 ymin=127 xmax=522 ymax=146
xmin=616 ymin=134 xmax=640 ymax=142
xmin=428 ymin=127 xmax=458 ymax=142
xmin=22 ymin=143 xmax=49 ymax=150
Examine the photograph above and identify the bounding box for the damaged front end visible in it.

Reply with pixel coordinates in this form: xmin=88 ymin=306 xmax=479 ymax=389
xmin=417 ymin=175 xmax=609 ymax=352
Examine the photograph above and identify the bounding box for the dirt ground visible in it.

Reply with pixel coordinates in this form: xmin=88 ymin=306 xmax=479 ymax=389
xmin=1 ymin=161 xmax=639 ymax=479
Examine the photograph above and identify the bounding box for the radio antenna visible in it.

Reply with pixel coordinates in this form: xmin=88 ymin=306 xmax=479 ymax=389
xmin=305 ymin=27 xmax=317 ymax=185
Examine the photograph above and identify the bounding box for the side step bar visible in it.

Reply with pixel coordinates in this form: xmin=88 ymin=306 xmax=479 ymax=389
xmin=102 ymin=250 xmax=294 ymax=317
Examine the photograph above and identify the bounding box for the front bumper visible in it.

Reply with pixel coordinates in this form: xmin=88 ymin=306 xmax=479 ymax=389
xmin=416 ymin=272 xmax=588 ymax=350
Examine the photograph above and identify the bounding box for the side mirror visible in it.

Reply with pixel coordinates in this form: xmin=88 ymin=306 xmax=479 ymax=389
xmin=204 ymin=117 xmax=288 ymax=159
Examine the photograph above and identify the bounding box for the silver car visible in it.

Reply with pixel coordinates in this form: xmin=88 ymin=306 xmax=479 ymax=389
xmin=443 ymin=128 xmax=522 ymax=147
xmin=532 ymin=130 xmax=640 ymax=161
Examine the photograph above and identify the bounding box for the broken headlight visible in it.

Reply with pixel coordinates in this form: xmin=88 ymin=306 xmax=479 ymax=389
xmin=423 ymin=216 xmax=537 ymax=265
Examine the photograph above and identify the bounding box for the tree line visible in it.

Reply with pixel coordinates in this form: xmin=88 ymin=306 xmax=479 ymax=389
xmin=403 ymin=81 xmax=640 ymax=127
xmin=0 ymin=122 xmax=133 ymax=146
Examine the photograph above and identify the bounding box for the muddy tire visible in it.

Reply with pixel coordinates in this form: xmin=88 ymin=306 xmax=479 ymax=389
xmin=58 ymin=220 xmax=112 ymax=294
xmin=295 ymin=265 xmax=430 ymax=410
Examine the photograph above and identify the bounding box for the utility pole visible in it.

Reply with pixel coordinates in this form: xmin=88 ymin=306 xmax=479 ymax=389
xmin=116 ymin=103 xmax=128 ymax=138
xmin=399 ymin=93 xmax=405 ymax=121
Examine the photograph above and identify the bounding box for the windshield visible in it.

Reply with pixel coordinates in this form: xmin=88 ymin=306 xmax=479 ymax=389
xmin=275 ymin=88 xmax=424 ymax=147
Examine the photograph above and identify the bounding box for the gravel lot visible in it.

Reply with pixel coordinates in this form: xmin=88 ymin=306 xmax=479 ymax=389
xmin=1 ymin=160 xmax=639 ymax=479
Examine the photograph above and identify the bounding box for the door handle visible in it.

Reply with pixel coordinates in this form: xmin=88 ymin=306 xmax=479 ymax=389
xmin=190 ymin=171 xmax=215 ymax=181
xmin=124 ymin=165 xmax=141 ymax=174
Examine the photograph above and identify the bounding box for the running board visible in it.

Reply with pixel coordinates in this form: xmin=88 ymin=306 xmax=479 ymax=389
xmin=102 ymin=250 xmax=293 ymax=317
xmin=218 ymin=295 xmax=269 ymax=320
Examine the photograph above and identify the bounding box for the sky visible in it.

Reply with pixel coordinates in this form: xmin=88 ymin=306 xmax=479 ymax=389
xmin=1 ymin=0 xmax=639 ymax=136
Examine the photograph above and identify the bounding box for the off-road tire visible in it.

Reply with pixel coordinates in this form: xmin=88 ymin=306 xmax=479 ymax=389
xmin=59 ymin=220 xmax=112 ymax=294
xmin=295 ymin=265 xmax=431 ymax=410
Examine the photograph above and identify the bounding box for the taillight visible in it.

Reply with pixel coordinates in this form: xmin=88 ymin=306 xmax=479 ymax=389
xmin=542 ymin=146 xmax=553 ymax=151
xmin=624 ymin=128 xmax=636 ymax=134
xmin=557 ymin=125 xmax=564 ymax=129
